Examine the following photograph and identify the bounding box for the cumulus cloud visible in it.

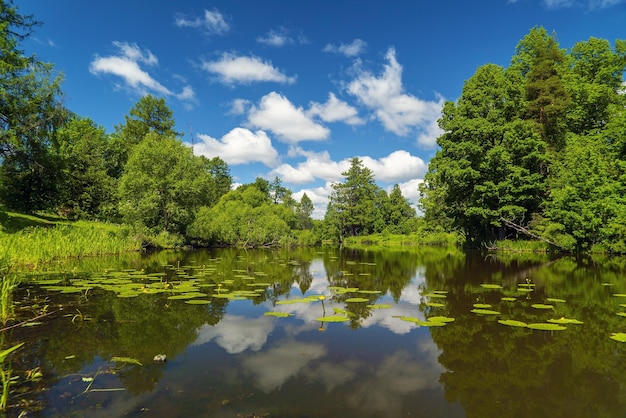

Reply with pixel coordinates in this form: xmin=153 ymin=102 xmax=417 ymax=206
xmin=292 ymin=183 xmax=335 ymax=220
xmin=271 ymin=148 xmax=425 ymax=184
xmin=361 ymin=150 xmax=427 ymax=183
xmin=270 ymin=148 xmax=348 ymax=183
xmin=174 ymin=8 xmax=230 ymax=35
xmin=229 ymin=98 xmax=251 ymax=115
xmin=307 ymin=93 xmax=364 ymax=125
xmin=194 ymin=127 xmax=279 ymax=166
xmin=396 ymin=178 xmax=423 ymax=205
xmin=202 ymin=53 xmax=296 ymax=85
xmin=89 ymin=41 xmax=195 ymax=103
xmin=539 ymin=0 xmax=623 ymax=8
xmin=347 ymin=48 xmax=443 ymax=146
xmin=248 ymin=92 xmax=330 ymax=142
xmin=323 ymin=39 xmax=367 ymax=57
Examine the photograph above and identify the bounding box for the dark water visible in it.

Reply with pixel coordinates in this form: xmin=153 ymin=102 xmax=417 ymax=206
xmin=4 ymin=247 xmax=626 ymax=417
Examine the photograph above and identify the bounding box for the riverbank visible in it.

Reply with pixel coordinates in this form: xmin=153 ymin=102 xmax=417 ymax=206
xmin=0 ymin=212 xmax=143 ymax=269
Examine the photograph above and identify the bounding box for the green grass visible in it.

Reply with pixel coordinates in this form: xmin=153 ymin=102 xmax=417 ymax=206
xmin=0 ymin=212 xmax=143 ymax=268
xmin=343 ymin=231 xmax=464 ymax=249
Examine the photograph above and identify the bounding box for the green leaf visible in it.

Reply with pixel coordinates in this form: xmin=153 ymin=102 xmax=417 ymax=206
xmin=264 ymin=311 xmax=293 ymax=318
xmin=111 ymin=356 xmax=143 ymax=366
xmin=498 ymin=319 xmax=528 ymax=327
xmin=428 ymin=316 xmax=455 ymax=323
xmin=501 ymin=297 xmax=516 ymax=302
xmin=527 ymin=323 xmax=566 ymax=331
xmin=548 ymin=318 xmax=583 ymax=324
xmin=345 ymin=297 xmax=370 ymax=303
xmin=367 ymin=304 xmax=391 ymax=309
xmin=316 ymin=315 xmax=350 ymax=322
xmin=531 ymin=304 xmax=554 ymax=310
xmin=546 ymin=298 xmax=566 ymax=303
xmin=480 ymin=284 xmax=503 ymax=289
xmin=473 ymin=303 xmax=492 ymax=309
xmin=0 ymin=342 xmax=25 ymax=363
xmin=471 ymin=309 xmax=500 ymax=315
xmin=610 ymin=333 xmax=626 ymax=342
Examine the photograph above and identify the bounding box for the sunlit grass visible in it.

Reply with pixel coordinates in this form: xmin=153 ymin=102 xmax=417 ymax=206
xmin=0 ymin=212 xmax=142 ymax=268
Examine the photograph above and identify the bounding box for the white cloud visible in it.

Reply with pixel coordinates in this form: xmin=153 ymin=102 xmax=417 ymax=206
xmin=361 ymin=150 xmax=427 ymax=183
xmin=270 ymin=148 xmax=348 ymax=183
xmin=292 ymin=183 xmax=334 ymax=220
xmin=89 ymin=41 xmax=195 ymax=104
xmin=323 ymin=39 xmax=367 ymax=57
xmin=307 ymin=93 xmax=364 ymax=125
xmin=202 ymin=53 xmax=296 ymax=85
xmin=396 ymin=178 xmax=423 ymax=204
xmin=174 ymin=8 xmax=229 ymax=35
xmin=256 ymin=27 xmax=295 ymax=46
xmin=194 ymin=127 xmax=279 ymax=166
xmin=229 ymin=98 xmax=251 ymax=115
xmin=248 ymin=92 xmax=330 ymax=143
xmin=347 ymin=48 xmax=443 ymax=145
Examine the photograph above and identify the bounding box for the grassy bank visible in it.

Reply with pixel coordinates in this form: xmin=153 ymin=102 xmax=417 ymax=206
xmin=343 ymin=230 xmax=464 ymax=249
xmin=0 ymin=212 xmax=143 ymax=268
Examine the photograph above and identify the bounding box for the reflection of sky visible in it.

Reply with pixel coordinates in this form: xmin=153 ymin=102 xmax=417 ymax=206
xmin=266 ymin=260 xmax=431 ymax=335
xmin=192 ymin=314 xmax=274 ymax=353
xmin=242 ymin=339 xmax=327 ymax=392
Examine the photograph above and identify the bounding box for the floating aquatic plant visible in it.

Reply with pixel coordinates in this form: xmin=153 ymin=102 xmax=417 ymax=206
xmin=316 ymin=315 xmax=350 ymax=322
xmin=480 ymin=284 xmax=503 ymax=289
xmin=473 ymin=303 xmax=492 ymax=309
xmin=546 ymin=298 xmax=566 ymax=303
xmin=345 ymin=297 xmax=370 ymax=303
xmin=423 ymin=293 xmax=447 ymax=299
xmin=531 ymin=304 xmax=554 ymax=310
xmin=264 ymin=311 xmax=293 ymax=318
xmin=527 ymin=323 xmax=566 ymax=331
xmin=548 ymin=318 xmax=583 ymax=325
xmin=426 ymin=302 xmax=445 ymax=307
xmin=610 ymin=333 xmax=626 ymax=342
xmin=471 ymin=309 xmax=500 ymax=315
xmin=498 ymin=319 xmax=528 ymax=327
xmin=367 ymin=304 xmax=391 ymax=309
xmin=501 ymin=297 xmax=516 ymax=302
xmin=110 ymin=357 xmax=142 ymax=366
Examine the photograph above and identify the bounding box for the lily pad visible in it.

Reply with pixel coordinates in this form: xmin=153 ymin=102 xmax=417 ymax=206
xmin=428 ymin=316 xmax=455 ymax=323
xmin=345 ymin=297 xmax=370 ymax=303
xmin=333 ymin=307 xmax=356 ymax=317
xmin=531 ymin=304 xmax=554 ymax=310
xmin=316 ymin=315 xmax=350 ymax=322
xmin=480 ymin=284 xmax=503 ymax=289
xmin=501 ymin=297 xmax=516 ymax=302
xmin=498 ymin=319 xmax=528 ymax=327
xmin=357 ymin=290 xmax=382 ymax=294
xmin=614 ymin=294 xmax=626 ymax=297
xmin=471 ymin=309 xmax=500 ymax=315
xmin=184 ymin=299 xmax=211 ymax=305
xmin=426 ymin=302 xmax=445 ymax=307
xmin=473 ymin=303 xmax=492 ymax=309
xmin=264 ymin=311 xmax=293 ymax=318
xmin=610 ymin=333 xmax=626 ymax=342
xmin=617 ymin=312 xmax=626 ymax=317
xmin=546 ymin=298 xmax=566 ymax=303
xmin=423 ymin=293 xmax=447 ymax=299
xmin=548 ymin=318 xmax=583 ymax=324
xmin=527 ymin=323 xmax=566 ymax=331
xmin=367 ymin=304 xmax=392 ymax=309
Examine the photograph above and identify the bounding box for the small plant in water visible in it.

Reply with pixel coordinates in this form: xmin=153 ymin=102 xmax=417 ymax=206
xmin=0 ymin=262 xmax=20 ymax=326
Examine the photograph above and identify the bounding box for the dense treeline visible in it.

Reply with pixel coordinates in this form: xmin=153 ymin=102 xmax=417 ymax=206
xmin=420 ymin=27 xmax=626 ymax=253
xmin=3 ymin=1 xmax=626 ymax=252
xmin=0 ymin=1 xmax=419 ymax=249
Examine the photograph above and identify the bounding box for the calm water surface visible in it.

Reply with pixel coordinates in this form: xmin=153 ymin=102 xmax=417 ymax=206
xmin=5 ymin=247 xmax=626 ymax=417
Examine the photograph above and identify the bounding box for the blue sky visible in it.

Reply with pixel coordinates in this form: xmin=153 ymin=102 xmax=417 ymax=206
xmin=18 ymin=0 xmax=626 ymax=217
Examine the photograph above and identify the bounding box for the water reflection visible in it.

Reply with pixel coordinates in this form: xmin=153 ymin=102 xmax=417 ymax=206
xmin=3 ymin=247 xmax=626 ymax=417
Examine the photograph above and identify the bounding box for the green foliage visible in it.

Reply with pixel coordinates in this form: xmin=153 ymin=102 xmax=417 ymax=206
xmin=118 ymin=133 xmax=212 ymax=235
xmin=0 ymin=0 xmax=67 ymax=212
xmin=189 ymin=185 xmax=292 ymax=247
xmin=421 ymin=26 xmax=626 ymax=253
xmin=55 ymin=116 xmax=116 ymax=219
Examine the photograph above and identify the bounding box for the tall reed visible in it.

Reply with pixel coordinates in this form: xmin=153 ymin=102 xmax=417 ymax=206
xmin=0 ymin=261 xmax=19 ymax=325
